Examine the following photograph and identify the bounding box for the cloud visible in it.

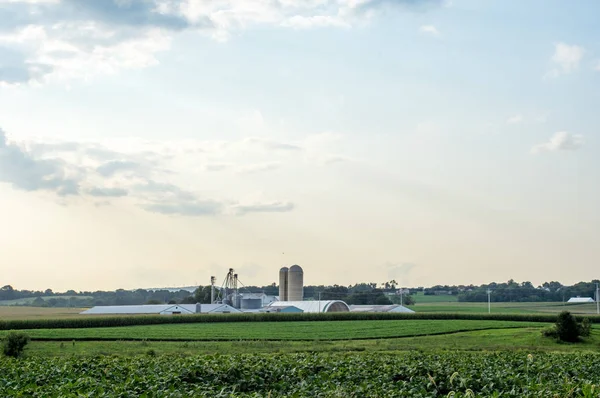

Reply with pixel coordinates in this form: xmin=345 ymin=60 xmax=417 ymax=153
xmin=87 ymin=187 xmax=128 ymax=197
xmin=1 ymin=128 xmax=355 ymax=217
xmin=546 ymin=42 xmax=585 ymax=78
xmin=243 ymin=137 xmax=303 ymax=152
xmin=0 ymin=0 xmax=445 ymax=84
xmin=506 ymin=115 xmax=522 ymax=124
xmin=0 ymin=128 xmax=81 ymax=195
xmin=595 ymin=60 xmax=600 ymax=71
xmin=141 ymin=199 xmax=223 ymax=217
xmin=531 ymin=132 xmax=584 ymax=154
xmin=97 ymin=160 xmax=142 ymax=177
xmin=233 ymin=201 xmax=295 ymax=215
xmin=236 ymin=162 xmax=280 ymax=174
xmin=203 ymin=163 xmax=231 ymax=172
xmin=419 ymin=25 xmax=439 ymax=36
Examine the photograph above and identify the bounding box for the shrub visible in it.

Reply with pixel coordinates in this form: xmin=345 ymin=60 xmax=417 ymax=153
xmin=555 ymin=311 xmax=580 ymax=342
xmin=2 ymin=332 xmax=30 ymax=358
xmin=542 ymin=327 xmax=558 ymax=338
xmin=579 ymin=318 xmax=592 ymax=338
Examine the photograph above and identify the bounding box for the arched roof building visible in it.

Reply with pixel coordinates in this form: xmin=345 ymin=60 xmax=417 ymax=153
xmin=267 ymin=300 xmax=349 ymax=313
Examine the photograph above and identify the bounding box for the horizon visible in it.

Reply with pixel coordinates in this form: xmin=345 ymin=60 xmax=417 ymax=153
xmin=1 ymin=0 xmax=599 ymax=292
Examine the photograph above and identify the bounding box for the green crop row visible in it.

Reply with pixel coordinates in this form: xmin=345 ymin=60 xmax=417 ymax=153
xmin=1 ymin=351 xmax=599 ymax=397
xmin=1 ymin=311 xmax=598 ymax=330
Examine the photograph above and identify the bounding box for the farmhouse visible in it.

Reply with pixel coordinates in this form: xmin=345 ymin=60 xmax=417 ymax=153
xmin=80 ymin=303 xmax=241 ymax=315
xmin=567 ymin=297 xmax=595 ymax=304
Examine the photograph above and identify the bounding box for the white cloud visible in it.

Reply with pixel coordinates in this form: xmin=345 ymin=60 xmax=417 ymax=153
xmin=232 ymin=201 xmax=295 ymax=215
xmin=506 ymin=115 xmax=523 ymax=124
xmin=1 ymin=127 xmax=352 ymax=216
xmin=531 ymin=132 xmax=584 ymax=154
xmin=0 ymin=0 xmax=445 ymax=84
xmin=546 ymin=42 xmax=585 ymax=78
xmin=419 ymin=25 xmax=439 ymax=36
xmin=595 ymin=60 xmax=600 ymax=71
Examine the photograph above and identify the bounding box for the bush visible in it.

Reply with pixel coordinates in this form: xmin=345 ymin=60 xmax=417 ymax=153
xmin=579 ymin=318 xmax=592 ymax=338
xmin=542 ymin=327 xmax=558 ymax=338
xmin=555 ymin=311 xmax=580 ymax=342
xmin=2 ymin=332 xmax=30 ymax=358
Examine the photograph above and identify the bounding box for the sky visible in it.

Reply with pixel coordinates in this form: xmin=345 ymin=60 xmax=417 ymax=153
xmin=0 ymin=0 xmax=599 ymax=292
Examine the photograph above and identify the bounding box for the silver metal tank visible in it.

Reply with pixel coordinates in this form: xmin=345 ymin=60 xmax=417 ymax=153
xmin=279 ymin=267 xmax=289 ymax=301
xmin=287 ymin=264 xmax=304 ymax=301
xmin=241 ymin=297 xmax=263 ymax=310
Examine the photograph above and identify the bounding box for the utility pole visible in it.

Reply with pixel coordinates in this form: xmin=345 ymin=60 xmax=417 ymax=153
xmin=487 ymin=289 xmax=492 ymax=314
xmin=210 ymin=276 xmax=215 ymax=304
xmin=596 ymin=283 xmax=599 ymax=315
xmin=400 ymin=288 xmax=403 ymax=307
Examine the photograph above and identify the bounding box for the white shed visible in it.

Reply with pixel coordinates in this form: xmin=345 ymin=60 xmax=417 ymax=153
xmin=267 ymin=300 xmax=349 ymax=313
xmin=349 ymin=304 xmax=415 ymax=313
xmin=80 ymin=303 xmax=241 ymax=315
xmin=567 ymin=297 xmax=595 ymax=304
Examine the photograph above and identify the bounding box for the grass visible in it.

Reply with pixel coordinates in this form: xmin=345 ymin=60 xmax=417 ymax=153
xmin=411 ymin=301 xmax=600 ymax=314
xmin=21 ymin=328 xmax=600 ymax=357
xmin=412 ymin=292 xmax=458 ymax=303
xmin=0 ymin=320 xmax=544 ymax=341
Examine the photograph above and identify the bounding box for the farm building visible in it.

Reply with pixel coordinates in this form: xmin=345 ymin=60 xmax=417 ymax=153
xmin=349 ymin=304 xmax=415 ymax=313
xmin=80 ymin=303 xmax=241 ymax=315
xmin=567 ymin=297 xmax=595 ymax=304
xmin=260 ymin=305 xmax=303 ymax=313
xmin=267 ymin=300 xmax=350 ymax=313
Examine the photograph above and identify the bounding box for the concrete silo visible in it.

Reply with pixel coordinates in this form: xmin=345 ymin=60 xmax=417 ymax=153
xmin=279 ymin=267 xmax=289 ymax=301
xmin=287 ymin=265 xmax=304 ymax=301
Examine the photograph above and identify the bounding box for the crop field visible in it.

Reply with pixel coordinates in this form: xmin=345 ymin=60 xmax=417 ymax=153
xmin=412 ymin=301 xmax=600 ymax=315
xmin=0 ymin=320 xmax=543 ymax=341
xmin=2 ymin=351 xmax=599 ymax=397
xmin=20 ymin=327 xmax=599 ymax=357
xmin=0 ymin=306 xmax=84 ymax=320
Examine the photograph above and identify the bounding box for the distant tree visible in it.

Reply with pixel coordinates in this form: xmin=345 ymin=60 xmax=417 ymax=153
xmin=179 ymin=296 xmax=197 ymax=304
xmin=194 ymin=286 xmax=213 ymax=304
xmin=167 ymin=300 xmax=177 ymax=304
xmin=44 ymin=289 xmax=53 ymax=296
xmin=374 ymin=295 xmax=392 ymax=305
xmin=146 ymin=299 xmax=162 ymax=305
xmin=0 ymin=285 xmax=14 ymax=300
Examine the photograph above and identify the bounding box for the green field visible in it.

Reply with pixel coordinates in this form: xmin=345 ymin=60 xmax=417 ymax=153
xmin=412 ymin=301 xmax=600 ymax=314
xmin=413 ymin=292 xmax=458 ymax=303
xmin=20 ymin=327 xmax=599 ymax=357
xmin=0 ymin=320 xmax=543 ymax=341
xmin=2 ymin=351 xmax=600 ymax=397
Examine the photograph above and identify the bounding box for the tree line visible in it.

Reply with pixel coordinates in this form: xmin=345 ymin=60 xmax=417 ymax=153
xmin=1 ymin=278 xmax=598 ymax=307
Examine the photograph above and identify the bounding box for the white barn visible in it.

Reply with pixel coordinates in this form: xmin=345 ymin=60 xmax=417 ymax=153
xmin=80 ymin=303 xmax=241 ymax=315
xmin=349 ymin=304 xmax=415 ymax=313
xmin=567 ymin=297 xmax=595 ymax=304
xmin=267 ymin=300 xmax=350 ymax=313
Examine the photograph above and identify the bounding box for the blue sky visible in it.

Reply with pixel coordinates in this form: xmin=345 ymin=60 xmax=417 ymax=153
xmin=0 ymin=0 xmax=598 ymax=291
